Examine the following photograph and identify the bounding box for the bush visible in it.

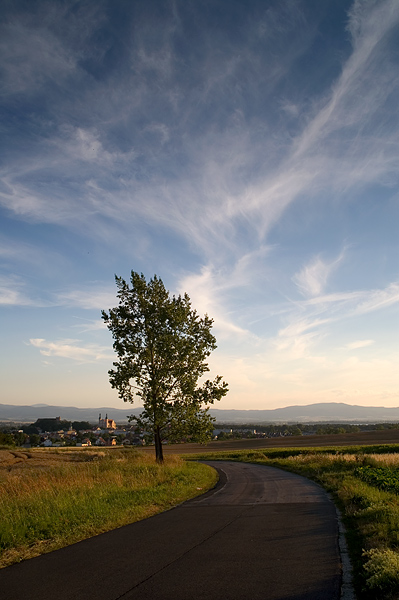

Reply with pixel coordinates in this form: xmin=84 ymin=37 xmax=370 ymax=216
xmin=0 ymin=433 xmax=14 ymax=447
xmin=364 ymin=548 xmax=399 ymax=594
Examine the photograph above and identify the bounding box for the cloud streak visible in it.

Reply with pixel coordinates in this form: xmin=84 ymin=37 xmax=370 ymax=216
xmin=29 ymin=338 xmax=113 ymax=363
xmin=0 ymin=275 xmax=43 ymax=306
xmin=293 ymin=252 xmax=345 ymax=297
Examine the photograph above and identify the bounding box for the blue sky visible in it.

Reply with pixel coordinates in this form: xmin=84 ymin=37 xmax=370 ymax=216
xmin=1 ymin=0 xmax=398 ymax=411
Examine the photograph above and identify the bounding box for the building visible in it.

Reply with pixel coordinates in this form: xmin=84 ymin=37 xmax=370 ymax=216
xmin=98 ymin=413 xmax=116 ymax=430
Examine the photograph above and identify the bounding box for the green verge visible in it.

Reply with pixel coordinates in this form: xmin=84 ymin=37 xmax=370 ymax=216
xmin=187 ymin=444 xmax=399 ymax=600
xmin=0 ymin=448 xmax=217 ymax=568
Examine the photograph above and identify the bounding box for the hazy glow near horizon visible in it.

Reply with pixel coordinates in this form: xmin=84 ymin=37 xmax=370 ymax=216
xmin=1 ymin=0 xmax=398 ymax=410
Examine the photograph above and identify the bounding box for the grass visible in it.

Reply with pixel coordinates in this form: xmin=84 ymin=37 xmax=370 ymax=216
xmin=0 ymin=447 xmax=217 ymax=568
xmin=188 ymin=444 xmax=399 ymax=600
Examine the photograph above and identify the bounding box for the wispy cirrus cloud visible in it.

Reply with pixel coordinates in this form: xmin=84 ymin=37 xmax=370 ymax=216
xmin=354 ymin=283 xmax=399 ymax=316
xmin=0 ymin=275 xmax=42 ymax=306
xmin=178 ymin=265 xmax=252 ymax=339
xmin=275 ymin=280 xmax=399 ymax=360
xmin=1 ymin=0 xmax=396 ymax=259
xmin=29 ymin=338 xmax=112 ymax=363
xmin=345 ymin=340 xmax=375 ymax=350
xmin=293 ymin=252 xmax=345 ymax=297
xmin=71 ymin=317 xmax=107 ymax=332
xmin=55 ymin=287 xmax=117 ymax=310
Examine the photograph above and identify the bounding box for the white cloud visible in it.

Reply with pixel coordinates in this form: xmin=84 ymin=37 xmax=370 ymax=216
xmin=178 ymin=265 xmax=251 ymax=339
xmin=301 ymin=282 xmax=399 ymax=319
xmin=346 ymin=339 xmax=375 ymax=350
xmin=293 ymin=252 xmax=344 ymax=297
xmin=71 ymin=317 xmax=107 ymax=332
xmin=269 ymin=279 xmax=399 ymax=361
xmin=177 ymin=246 xmax=275 ymax=341
xmin=274 ymin=316 xmax=331 ymax=360
xmin=354 ymin=283 xmax=399 ymax=315
xmin=0 ymin=275 xmax=39 ymax=306
xmin=29 ymin=338 xmax=112 ymax=363
xmin=55 ymin=287 xmax=117 ymax=310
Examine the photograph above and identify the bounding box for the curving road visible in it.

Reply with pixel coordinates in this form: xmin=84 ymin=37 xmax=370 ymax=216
xmin=0 ymin=462 xmax=341 ymax=600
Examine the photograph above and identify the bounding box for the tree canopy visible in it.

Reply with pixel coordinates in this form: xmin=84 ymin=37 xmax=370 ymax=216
xmin=102 ymin=271 xmax=228 ymax=461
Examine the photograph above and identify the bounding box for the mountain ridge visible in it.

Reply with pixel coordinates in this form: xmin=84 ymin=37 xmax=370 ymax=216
xmin=1 ymin=402 xmax=399 ymax=424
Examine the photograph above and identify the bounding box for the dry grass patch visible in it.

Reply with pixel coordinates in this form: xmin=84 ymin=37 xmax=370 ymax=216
xmin=0 ymin=448 xmax=217 ymax=568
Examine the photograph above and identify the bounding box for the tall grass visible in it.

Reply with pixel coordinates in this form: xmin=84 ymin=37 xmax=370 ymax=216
xmin=0 ymin=448 xmax=217 ymax=568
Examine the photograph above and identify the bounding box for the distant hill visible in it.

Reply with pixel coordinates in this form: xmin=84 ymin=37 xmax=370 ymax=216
xmin=210 ymin=402 xmax=399 ymax=423
xmin=1 ymin=402 xmax=399 ymax=424
xmin=0 ymin=404 xmax=135 ymax=424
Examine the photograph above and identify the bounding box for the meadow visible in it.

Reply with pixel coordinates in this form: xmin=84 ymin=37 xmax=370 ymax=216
xmin=190 ymin=444 xmax=399 ymax=600
xmin=0 ymin=447 xmax=217 ymax=568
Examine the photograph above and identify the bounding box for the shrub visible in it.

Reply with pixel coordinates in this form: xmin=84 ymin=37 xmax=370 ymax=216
xmin=364 ymin=548 xmax=399 ymax=594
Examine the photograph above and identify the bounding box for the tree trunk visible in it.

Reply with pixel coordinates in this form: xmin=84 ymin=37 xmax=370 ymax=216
xmin=154 ymin=426 xmax=164 ymax=463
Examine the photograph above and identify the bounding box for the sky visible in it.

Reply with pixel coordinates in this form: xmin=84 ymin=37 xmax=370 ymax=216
xmin=1 ymin=0 xmax=398 ymax=412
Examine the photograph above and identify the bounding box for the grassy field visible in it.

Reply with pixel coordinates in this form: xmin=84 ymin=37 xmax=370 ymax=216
xmin=0 ymin=447 xmax=217 ymax=568
xmin=189 ymin=444 xmax=399 ymax=600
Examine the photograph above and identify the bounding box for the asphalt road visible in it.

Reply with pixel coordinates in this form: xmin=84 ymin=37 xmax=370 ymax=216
xmin=0 ymin=462 xmax=342 ymax=600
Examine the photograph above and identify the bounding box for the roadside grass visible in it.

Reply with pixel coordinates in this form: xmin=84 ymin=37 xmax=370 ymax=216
xmin=188 ymin=445 xmax=399 ymax=600
xmin=0 ymin=448 xmax=217 ymax=568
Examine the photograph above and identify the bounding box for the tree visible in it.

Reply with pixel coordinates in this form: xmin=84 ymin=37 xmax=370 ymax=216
xmin=102 ymin=271 xmax=228 ymax=462
xmin=29 ymin=434 xmax=41 ymax=447
xmin=0 ymin=432 xmax=15 ymax=447
xmin=72 ymin=421 xmax=92 ymax=431
xmin=12 ymin=431 xmax=28 ymax=446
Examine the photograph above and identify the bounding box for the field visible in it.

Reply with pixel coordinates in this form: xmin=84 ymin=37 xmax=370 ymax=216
xmin=155 ymin=426 xmax=399 ymax=454
xmin=0 ymin=447 xmax=217 ymax=568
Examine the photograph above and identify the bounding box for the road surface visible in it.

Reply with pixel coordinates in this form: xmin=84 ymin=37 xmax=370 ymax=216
xmin=0 ymin=462 xmax=342 ymax=600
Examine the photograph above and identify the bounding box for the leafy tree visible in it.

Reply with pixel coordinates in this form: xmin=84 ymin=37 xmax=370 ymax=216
xmin=29 ymin=434 xmax=41 ymax=446
xmin=0 ymin=432 xmax=15 ymax=447
xmin=72 ymin=421 xmax=92 ymax=431
xmin=102 ymin=271 xmax=228 ymax=462
xmin=22 ymin=424 xmax=40 ymax=435
xmin=24 ymin=418 xmax=70 ymax=433
xmin=288 ymin=426 xmax=302 ymax=436
xmin=12 ymin=431 xmax=28 ymax=446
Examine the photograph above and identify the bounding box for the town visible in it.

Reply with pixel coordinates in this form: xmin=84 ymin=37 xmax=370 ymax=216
xmin=0 ymin=414 xmax=144 ymax=448
xmin=1 ymin=414 xmax=398 ymax=448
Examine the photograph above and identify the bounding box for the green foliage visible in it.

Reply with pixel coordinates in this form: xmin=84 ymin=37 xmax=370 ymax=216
xmin=72 ymin=421 xmax=92 ymax=431
xmin=364 ymin=549 xmax=399 ymax=595
xmin=12 ymin=432 xmax=27 ymax=447
xmin=102 ymin=271 xmax=228 ymax=461
xmin=355 ymin=465 xmax=399 ymax=494
xmin=29 ymin=434 xmax=41 ymax=446
xmin=23 ymin=418 xmax=70 ymax=433
xmin=0 ymin=433 xmax=14 ymax=447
